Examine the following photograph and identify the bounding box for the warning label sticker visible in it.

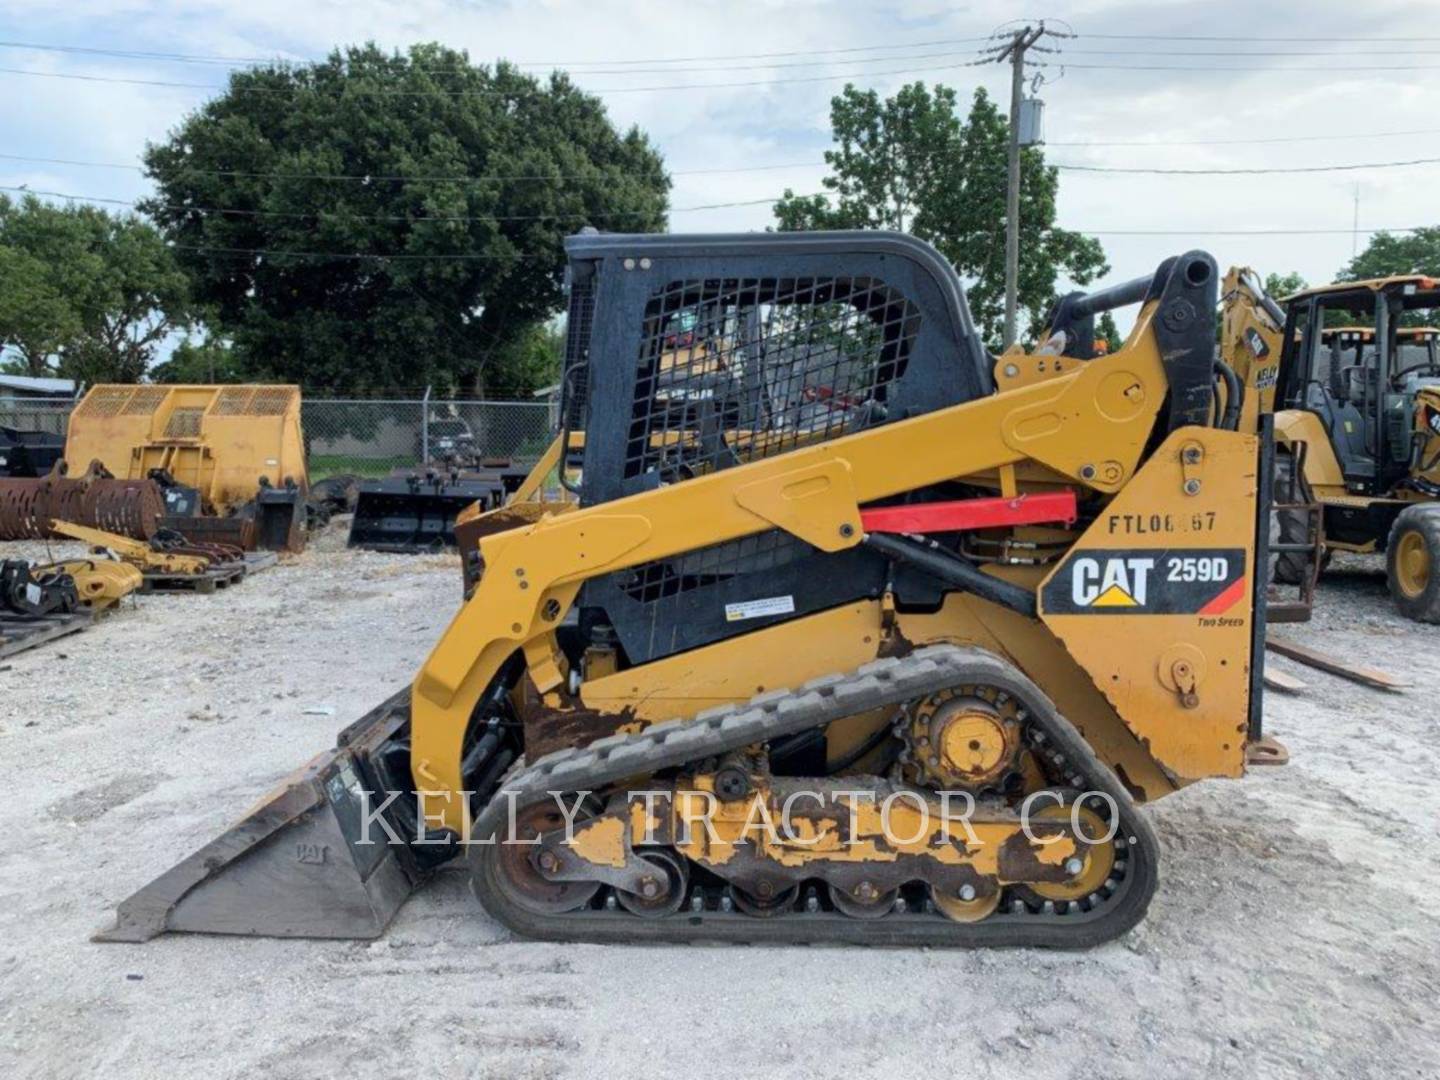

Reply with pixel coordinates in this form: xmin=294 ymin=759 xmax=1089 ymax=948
xmin=1042 ymin=548 xmax=1247 ymax=616
xmin=725 ymin=595 xmax=796 ymax=622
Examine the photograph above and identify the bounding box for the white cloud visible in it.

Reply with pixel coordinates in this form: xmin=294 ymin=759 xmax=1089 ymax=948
xmin=0 ymin=0 xmax=1436 ymax=303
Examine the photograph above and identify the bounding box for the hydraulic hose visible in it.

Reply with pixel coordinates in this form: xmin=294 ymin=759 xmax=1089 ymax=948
xmin=1213 ymin=357 xmax=1243 ymax=430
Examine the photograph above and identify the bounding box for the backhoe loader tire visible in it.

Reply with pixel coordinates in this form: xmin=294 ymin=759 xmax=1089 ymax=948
xmin=1271 ymin=453 xmax=1315 ymax=587
xmin=1386 ymin=504 xmax=1440 ymax=623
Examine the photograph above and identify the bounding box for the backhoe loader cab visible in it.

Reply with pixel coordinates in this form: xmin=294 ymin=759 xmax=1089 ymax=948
xmin=1273 ymin=276 xmax=1440 ymax=618
xmin=98 ymin=232 xmax=1278 ymax=949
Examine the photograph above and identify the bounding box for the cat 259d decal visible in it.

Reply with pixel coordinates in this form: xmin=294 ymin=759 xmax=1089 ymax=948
xmin=1041 ymin=548 xmax=1247 ymax=616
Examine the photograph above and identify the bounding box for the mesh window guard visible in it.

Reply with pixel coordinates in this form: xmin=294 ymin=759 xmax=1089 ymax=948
xmin=557 ymin=270 xmax=598 ymax=492
xmin=623 ymin=275 xmax=920 ymax=484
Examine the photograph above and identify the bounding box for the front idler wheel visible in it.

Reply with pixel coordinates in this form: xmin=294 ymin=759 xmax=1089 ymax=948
xmin=1023 ymin=802 xmax=1118 ymax=905
xmin=491 ymin=802 xmax=601 ymax=915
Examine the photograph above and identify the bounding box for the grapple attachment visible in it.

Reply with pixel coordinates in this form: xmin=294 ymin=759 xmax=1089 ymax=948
xmin=94 ymin=690 xmax=420 ymax=942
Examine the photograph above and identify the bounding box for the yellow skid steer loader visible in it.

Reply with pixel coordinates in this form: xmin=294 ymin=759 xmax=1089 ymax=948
xmin=96 ymin=232 xmax=1277 ymax=948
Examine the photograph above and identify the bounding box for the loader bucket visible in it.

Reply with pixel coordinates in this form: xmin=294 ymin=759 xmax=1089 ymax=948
xmin=347 ymin=473 xmax=505 ymax=553
xmin=157 ymin=513 xmax=256 ymax=552
xmin=94 ymin=689 xmax=421 ymax=942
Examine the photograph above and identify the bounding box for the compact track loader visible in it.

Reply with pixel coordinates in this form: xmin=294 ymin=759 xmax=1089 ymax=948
xmin=98 ymin=232 xmax=1276 ymax=948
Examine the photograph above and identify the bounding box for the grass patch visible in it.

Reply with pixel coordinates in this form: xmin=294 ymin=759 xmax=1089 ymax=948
xmin=309 ymin=455 xmax=413 ymax=480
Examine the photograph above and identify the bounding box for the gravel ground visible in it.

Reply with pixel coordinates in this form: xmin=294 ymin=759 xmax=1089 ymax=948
xmin=0 ymin=532 xmax=1436 ymax=1080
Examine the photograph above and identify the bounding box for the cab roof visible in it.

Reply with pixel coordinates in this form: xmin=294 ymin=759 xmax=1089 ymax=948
xmin=1284 ymin=275 xmax=1439 ymax=303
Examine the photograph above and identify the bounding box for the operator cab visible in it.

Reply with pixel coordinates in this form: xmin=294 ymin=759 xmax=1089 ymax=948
xmin=1278 ymin=277 xmax=1440 ymax=495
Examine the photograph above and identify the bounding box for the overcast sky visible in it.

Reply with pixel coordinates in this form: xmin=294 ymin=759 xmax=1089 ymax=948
xmin=1 ymin=0 xmax=1437 ymax=315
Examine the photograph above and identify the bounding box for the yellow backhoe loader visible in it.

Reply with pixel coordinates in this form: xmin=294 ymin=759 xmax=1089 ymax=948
xmin=1220 ymin=273 xmax=1440 ymax=621
xmin=96 ymin=232 xmax=1279 ymax=948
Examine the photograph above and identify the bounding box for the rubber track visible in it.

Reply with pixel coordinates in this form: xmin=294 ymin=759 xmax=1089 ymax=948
xmin=469 ymin=645 xmax=1160 ymax=948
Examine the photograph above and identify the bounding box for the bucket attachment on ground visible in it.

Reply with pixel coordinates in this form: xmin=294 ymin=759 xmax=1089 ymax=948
xmin=155 ymin=511 xmax=256 ymax=552
xmin=347 ymin=471 xmax=509 ymax=552
xmin=94 ymin=690 xmax=422 ymax=942
xmin=0 ymin=425 xmax=66 ymax=478
xmin=62 ymin=383 xmax=311 ymax=551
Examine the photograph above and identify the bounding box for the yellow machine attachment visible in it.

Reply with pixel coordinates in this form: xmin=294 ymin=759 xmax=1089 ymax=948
xmin=454 ymin=433 xmax=579 ymax=594
xmin=44 ymin=558 xmax=143 ymax=609
xmin=65 ymin=384 xmax=309 ymax=551
xmin=97 ymin=233 xmax=1278 ymax=949
xmin=1410 ymin=382 xmax=1440 ymax=486
xmin=1213 ymin=269 xmax=1324 ymax=619
xmin=1219 ymin=268 xmax=1287 ymax=430
xmin=50 ymin=520 xmax=215 ymax=576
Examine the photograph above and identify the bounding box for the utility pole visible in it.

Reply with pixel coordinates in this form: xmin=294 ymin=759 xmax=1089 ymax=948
xmin=1351 ymin=182 xmax=1361 ymax=257
xmin=996 ymin=24 xmax=1048 ymax=350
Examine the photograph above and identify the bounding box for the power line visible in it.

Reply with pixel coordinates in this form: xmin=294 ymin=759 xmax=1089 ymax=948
xmin=1037 ymin=60 xmax=1440 ymax=72
xmin=1054 ymin=156 xmax=1440 ymax=175
xmin=1062 ymin=46 xmax=1440 ymax=57
xmin=167 ymin=242 xmax=546 ymax=261
xmin=6 ymin=52 xmax=1429 ymax=98
xmin=7 ymin=150 xmax=1440 ymax=198
xmin=0 ymin=183 xmax=804 ymax=219
xmin=7 ymin=122 xmax=1440 ymax=185
xmin=1081 ymin=226 xmax=1427 ymax=236
xmin=1046 ymin=127 xmax=1440 ymax=148
xmin=0 ymin=42 xmax=998 ymax=77
xmin=537 ymin=49 xmax=986 ymax=75
xmin=139 ymin=225 xmax=1440 ymax=264
xmin=0 ymin=150 xmax=821 ymax=181
xmin=0 ymin=35 xmax=996 ymax=69
xmin=1079 ymin=32 xmax=1440 ymax=42
xmin=0 ymin=54 xmax=998 ymax=96
xmin=7 ymin=184 xmax=1431 ymax=248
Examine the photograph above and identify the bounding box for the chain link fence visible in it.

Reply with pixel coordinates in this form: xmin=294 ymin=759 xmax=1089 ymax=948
xmin=1 ymin=394 xmax=556 ymax=480
xmin=303 ymin=398 xmax=555 ymax=479
xmin=0 ymin=400 xmax=74 ymax=437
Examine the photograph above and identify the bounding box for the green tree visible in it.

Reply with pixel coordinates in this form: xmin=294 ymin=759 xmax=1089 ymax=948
xmin=0 ymin=195 xmax=188 ymax=380
xmin=1264 ymin=271 xmax=1308 ymax=299
xmin=774 ymin=84 xmax=1107 ymax=347
xmin=143 ymin=43 xmax=670 ymax=396
xmin=0 ymin=243 xmax=84 ymax=376
xmin=1341 ymin=228 xmax=1440 ymax=281
xmin=1095 ymin=311 xmax=1121 ymax=352
xmin=67 ymin=213 xmax=191 ymax=383
xmin=150 ymin=333 xmax=251 ymax=383
xmin=483 ymin=321 xmax=564 ymax=399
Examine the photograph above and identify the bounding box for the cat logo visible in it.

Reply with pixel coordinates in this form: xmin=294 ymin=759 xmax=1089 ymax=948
xmin=1071 ymin=556 xmax=1153 ymax=608
xmin=1042 ymin=547 xmax=1247 ymax=616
